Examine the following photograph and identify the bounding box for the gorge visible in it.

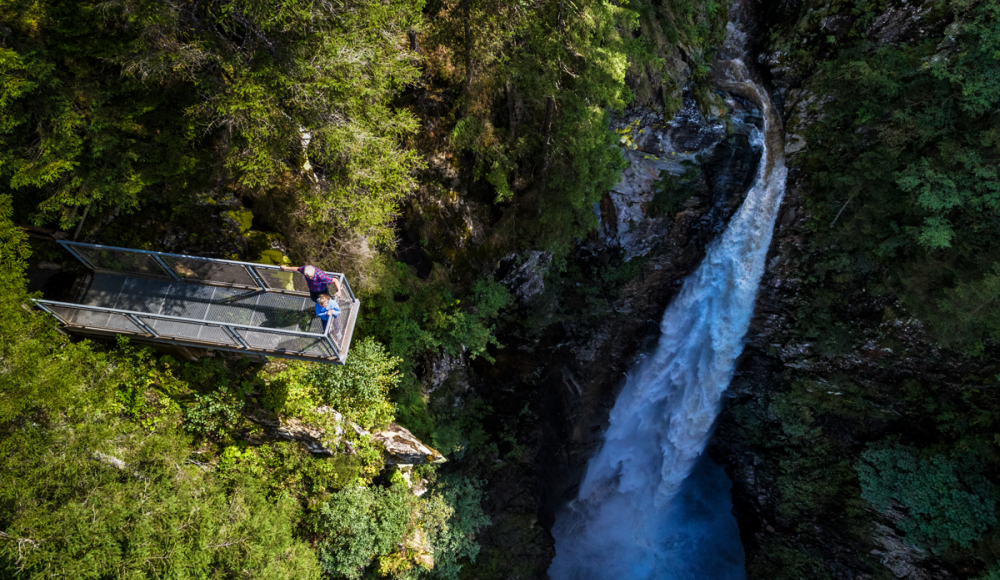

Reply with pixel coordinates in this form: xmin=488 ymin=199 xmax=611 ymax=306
xmin=3 ymin=0 xmax=1000 ymax=579
xmin=549 ymin=12 xmax=785 ymax=577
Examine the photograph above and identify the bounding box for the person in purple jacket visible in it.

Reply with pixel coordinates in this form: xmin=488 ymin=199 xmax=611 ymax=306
xmin=279 ymin=263 xmax=341 ymax=302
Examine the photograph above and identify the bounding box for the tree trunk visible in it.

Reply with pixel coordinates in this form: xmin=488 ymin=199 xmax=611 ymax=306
xmin=407 ymin=29 xmax=419 ymax=53
xmin=464 ymin=0 xmax=472 ymax=98
xmin=539 ymin=96 xmax=556 ymax=183
xmin=72 ymin=199 xmax=94 ymax=241
xmin=506 ymin=80 xmax=517 ymax=147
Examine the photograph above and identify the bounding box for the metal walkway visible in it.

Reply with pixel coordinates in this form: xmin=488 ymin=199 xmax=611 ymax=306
xmin=34 ymin=241 xmax=359 ymax=363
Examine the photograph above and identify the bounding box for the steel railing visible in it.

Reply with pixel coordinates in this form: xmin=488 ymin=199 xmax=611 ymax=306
xmin=34 ymin=299 xmax=340 ymax=359
xmin=33 ymin=241 xmax=360 ymax=362
xmin=57 ymin=240 xmax=356 ymax=302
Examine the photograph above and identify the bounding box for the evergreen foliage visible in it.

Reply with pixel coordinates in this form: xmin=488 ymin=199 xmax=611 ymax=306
xmin=314 ymin=483 xmax=414 ymax=579
xmin=3 ymin=427 xmax=321 ymax=579
xmin=0 ymin=196 xmax=321 ymax=577
xmin=429 ymin=0 xmax=634 ymax=254
xmin=359 ymin=266 xmax=512 ymax=439
xmin=794 ymin=0 xmax=1000 ymax=349
xmin=858 ymin=443 xmax=998 ymax=552
xmin=307 ymin=337 xmax=402 ymax=431
xmin=0 ymin=0 xmax=423 ymax=253
xmin=421 ymin=475 xmax=491 ymax=580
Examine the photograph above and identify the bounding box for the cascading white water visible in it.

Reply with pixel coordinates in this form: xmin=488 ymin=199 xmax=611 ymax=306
xmin=549 ymin=23 xmax=786 ymax=580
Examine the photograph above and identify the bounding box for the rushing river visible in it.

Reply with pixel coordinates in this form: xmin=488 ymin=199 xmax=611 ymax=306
xmin=548 ymin=21 xmax=787 ymax=580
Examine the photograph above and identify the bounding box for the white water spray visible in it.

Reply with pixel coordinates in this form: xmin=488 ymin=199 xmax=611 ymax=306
xmin=549 ymin=26 xmax=787 ymax=580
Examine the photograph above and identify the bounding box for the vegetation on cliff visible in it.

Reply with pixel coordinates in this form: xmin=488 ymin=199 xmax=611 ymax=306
xmin=16 ymin=0 xmax=1000 ymax=577
xmin=0 ymin=0 xmax=722 ymax=576
xmin=713 ymin=0 xmax=1000 ymax=578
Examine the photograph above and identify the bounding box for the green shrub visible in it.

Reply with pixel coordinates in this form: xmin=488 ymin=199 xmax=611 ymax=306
xmin=260 ymin=376 xmax=291 ymax=413
xmin=793 ymin=0 xmax=1000 ymax=349
xmin=314 ymin=483 xmax=413 ymax=579
xmin=422 ymin=475 xmax=492 ymax=580
xmin=307 ymin=337 xmax=400 ymax=431
xmin=858 ymin=443 xmax=998 ymax=552
xmin=1 ymin=400 xmax=321 ymax=578
xmin=184 ymin=381 xmax=251 ymax=437
xmin=649 ymin=163 xmax=701 ymax=218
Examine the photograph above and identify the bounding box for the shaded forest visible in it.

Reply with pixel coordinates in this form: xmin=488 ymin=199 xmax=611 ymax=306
xmin=3 ymin=0 xmax=1000 ymax=578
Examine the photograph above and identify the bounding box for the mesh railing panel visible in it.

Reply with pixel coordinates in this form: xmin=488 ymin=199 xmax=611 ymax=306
xmin=47 ymin=304 xmax=144 ymax=334
xmin=139 ymin=317 xmax=238 ymax=346
xmin=235 ymin=328 xmax=335 ymax=358
xmin=254 ymin=292 xmax=317 ymax=332
xmin=340 ymin=277 xmax=356 ymax=301
xmin=329 ymin=296 xmax=354 ymax=351
xmin=40 ymin=301 xmax=339 ymax=359
xmin=160 ymin=255 xmax=259 ymax=288
xmin=72 ymin=247 xmax=169 ymax=277
xmin=255 ymin=267 xmax=310 ymax=293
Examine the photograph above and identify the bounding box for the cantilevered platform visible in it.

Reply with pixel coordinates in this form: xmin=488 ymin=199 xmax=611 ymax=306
xmin=34 ymin=241 xmax=358 ymax=363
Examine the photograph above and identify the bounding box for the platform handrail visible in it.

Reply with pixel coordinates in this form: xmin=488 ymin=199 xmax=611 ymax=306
xmin=57 ymin=240 xmax=358 ymax=302
xmin=34 ymin=298 xmax=331 ymax=338
xmin=34 ymin=298 xmax=340 ymax=359
xmin=33 ymin=298 xmax=341 ymax=360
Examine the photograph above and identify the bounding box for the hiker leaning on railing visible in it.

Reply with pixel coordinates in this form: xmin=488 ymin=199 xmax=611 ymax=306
xmin=278 ymin=264 xmax=341 ymax=302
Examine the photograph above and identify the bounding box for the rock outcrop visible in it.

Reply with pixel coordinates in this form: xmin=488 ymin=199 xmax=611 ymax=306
xmin=372 ymin=423 xmax=447 ymax=466
xmin=246 ymin=408 xmax=445 ymax=466
xmin=600 ymin=90 xmax=762 ymax=260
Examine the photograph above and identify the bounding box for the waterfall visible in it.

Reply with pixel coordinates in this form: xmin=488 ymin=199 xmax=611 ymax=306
xmin=548 ymin=23 xmax=786 ymax=580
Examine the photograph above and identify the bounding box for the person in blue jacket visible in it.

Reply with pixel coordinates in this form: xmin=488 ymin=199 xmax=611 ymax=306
xmin=314 ymin=293 xmax=340 ymax=332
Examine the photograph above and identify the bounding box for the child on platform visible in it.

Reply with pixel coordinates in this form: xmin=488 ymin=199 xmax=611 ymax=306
xmin=314 ymin=294 xmax=340 ymax=332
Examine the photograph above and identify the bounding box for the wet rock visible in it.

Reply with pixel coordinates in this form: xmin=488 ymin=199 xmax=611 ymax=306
xmin=628 ymin=88 xmax=727 ymax=158
xmin=871 ymin=524 xmax=932 ymax=579
xmin=702 ymin=119 xmax=763 ymax=210
xmin=604 ymin=150 xmax=681 ymax=259
xmin=399 ymin=465 xmax=429 ymax=497
xmin=426 ymin=352 xmax=467 ymax=393
xmin=405 ymin=528 xmax=434 ymax=570
xmin=784 ymin=133 xmax=806 ymax=155
xmin=867 ymin=0 xmax=937 ymax=45
xmin=602 ymin=88 xmax=764 ymax=260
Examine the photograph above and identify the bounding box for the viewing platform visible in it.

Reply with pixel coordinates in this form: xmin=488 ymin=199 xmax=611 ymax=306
xmin=33 ymin=241 xmax=358 ymax=364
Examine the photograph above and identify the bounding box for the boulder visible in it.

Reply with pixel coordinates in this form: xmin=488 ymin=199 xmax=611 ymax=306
xmin=373 ymin=423 xmax=446 ymax=466
xmin=246 ymin=406 xmax=343 ymax=456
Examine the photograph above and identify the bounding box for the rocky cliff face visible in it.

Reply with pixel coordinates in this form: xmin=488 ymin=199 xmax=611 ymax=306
xmin=703 ymin=3 xmax=1000 ymax=578
xmin=434 ymin=72 xmax=771 ymax=576
xmin=707 ymin=144 xmax=982 ymax=580
xmin=410 ymin=3 xmax=997 ymax=578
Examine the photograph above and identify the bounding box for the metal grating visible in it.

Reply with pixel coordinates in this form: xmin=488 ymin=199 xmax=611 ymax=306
xmin=329 ymin=295 xmax=353 ymax=347
xmin=81 ymin=274 xmax=127 ymax=307
xmin=82 ymin=273 xmax=319 ymax=334
xmin=256 ymin=267 xmax=310 ymax=293
xmin=115 ymin=276 xmax=171 ymax=313
xmin=161 ymin=282 xmax=216 ymax=319
xmin=47 ymin=304 xmax=144 ymax=334
xmin=74 ymin=246 xmax=169 ymax=277
xmin=46 ymin=242 xmax=359 ymax=362
xmin=140 ymin=317 xmax=237 ymax=346
xmin=254 ymin=291 xmax=316 ymax=332
xmin=235 ymin=328 xmax=334 ymax=357
xmin=205 ymin=287 xmax=264 ymax=326
xmin=160 ymin=255 xmax=259 ymax=288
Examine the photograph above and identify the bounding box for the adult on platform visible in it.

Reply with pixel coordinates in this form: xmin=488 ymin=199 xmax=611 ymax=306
xmin=279 ymin=264 xmax=340 ymax=302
